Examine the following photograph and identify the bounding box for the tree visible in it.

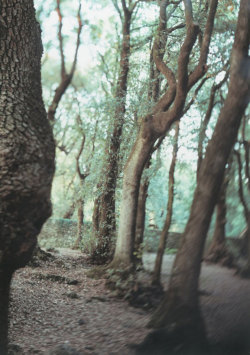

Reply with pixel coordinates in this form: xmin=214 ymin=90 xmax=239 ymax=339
xmin=90 ymin=0 xmax=139 ymax=264
xmin=0 ymin=0 xmax=55 ymax=353
xmin=111 ymin=0 xmax=219 ymax=269
xmin=140 ymin=0 xmax=249 ymax=351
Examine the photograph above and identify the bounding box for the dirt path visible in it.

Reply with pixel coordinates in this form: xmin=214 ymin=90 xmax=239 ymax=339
xmin=8 ymin=249 xmax=250 ymax=354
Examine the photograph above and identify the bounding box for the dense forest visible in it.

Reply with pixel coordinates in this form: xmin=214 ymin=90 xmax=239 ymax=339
xmin=0 ymin=0 xmax=249 ymax=354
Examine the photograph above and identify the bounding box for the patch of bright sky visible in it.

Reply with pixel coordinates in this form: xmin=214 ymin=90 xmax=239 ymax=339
xmin=35 ymin=0 xmax=118 ymax=74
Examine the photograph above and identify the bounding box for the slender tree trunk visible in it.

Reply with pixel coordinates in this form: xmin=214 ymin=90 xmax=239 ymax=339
xmin=63 ymin=202 xmax=75 ymax=219
xmin=152 ymin=122 xmax=180 ymax=286
xmin=73 ymin=200 xmax=84 ymax=249
xmin=91 ymin=6 xmax=134 ymax=263
xmin=0 ymin=271 xmax=12 ymax=354
xmin=134 ymin=176 xmax=150 ymax=267
xmin=147 ymin=0 xmax=250 ymax=339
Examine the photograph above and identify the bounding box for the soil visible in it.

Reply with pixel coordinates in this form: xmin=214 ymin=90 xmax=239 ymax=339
xmin=8 ymin=249 xmax=250 ymax=354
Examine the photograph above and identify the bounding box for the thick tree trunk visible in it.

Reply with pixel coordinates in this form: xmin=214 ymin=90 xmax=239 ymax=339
xmin=151 ymin=122 xmax=179 ymax=286
xmin=148 ymin=0 xmax=250 ymax=338
xmin=0 ymin=0 xmax=55 ymax=351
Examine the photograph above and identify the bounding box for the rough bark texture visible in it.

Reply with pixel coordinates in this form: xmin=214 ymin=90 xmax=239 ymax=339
xmin=0 ymin=0 xmax=55 ymax=352
xmin=112 ymin=0 xmax=218 ymax=269
xmin=148 ymin=0 xmax=250 ymax=341
xmin=151 ymin=121 xmax=179 ymax=286
xmin=90 ymin=4 xmax=134 ymax=264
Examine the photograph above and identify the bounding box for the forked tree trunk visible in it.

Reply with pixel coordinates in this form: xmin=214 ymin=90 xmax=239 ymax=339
xmin=147 ymin=0 xmax=250 ymax=340
xmin=151 ymin=121 xmax=179 ymax=286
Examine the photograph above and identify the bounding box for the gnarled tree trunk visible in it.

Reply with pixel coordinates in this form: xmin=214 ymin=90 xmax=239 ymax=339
xmin=0 ymin=1 xmax=55 ymax=352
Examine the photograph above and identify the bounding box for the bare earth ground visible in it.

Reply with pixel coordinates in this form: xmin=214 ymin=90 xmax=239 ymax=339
xmin=8 ymin=249 xmax=250 ymax=354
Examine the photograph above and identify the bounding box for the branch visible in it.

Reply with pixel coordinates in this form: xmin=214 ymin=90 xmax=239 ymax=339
xmin=183 ymin=76 xmax=208 ymax=114
xmin=76 ymin=133 xmax=87 ymax=181
xmin=48 ymin=2 xmax=83 ymax=123
xmin=151 ymin=0 xmax=177 ymax=113
xmin=196 ymin=70 xmax=229 ymax=174
xmin=56 ymin=0 xmax=66 ymax=78
xmin=188 ymin=0 xmax=218 ymax=89
xmin=69 ymin=3 xmax=83 ymax=77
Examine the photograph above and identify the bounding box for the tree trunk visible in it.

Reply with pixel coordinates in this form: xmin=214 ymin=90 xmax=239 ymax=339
xmin=134 ymin=175 xmax=150 ymax=267
xmin=0 ymin=0 xmax=55 ymax=351
xmin=90 ymin=6 xmax=133 ymax=264
xmin=151 ymin=121 xmax=179 ymax=286
xmin=205 ymin=176 xmax=234 ymax=266
xmin=63 ymin=202 xmax=75 ymax=219
xmin=111 ymin=134 xmax=155 ymax=268
xmin=73 ymin=200 xmax=84 ymax=249
xmin=147 ymin=0 xmax=250 ymax=340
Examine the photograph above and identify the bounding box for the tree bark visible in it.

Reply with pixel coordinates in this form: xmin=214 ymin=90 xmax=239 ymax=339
xmin=151 ymin=121 xmax=179 ymax=286
xmin=148 ymin=0 xmax=250 ymax=339
xmin=0 ymin=0 xmax=55 ymax=350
